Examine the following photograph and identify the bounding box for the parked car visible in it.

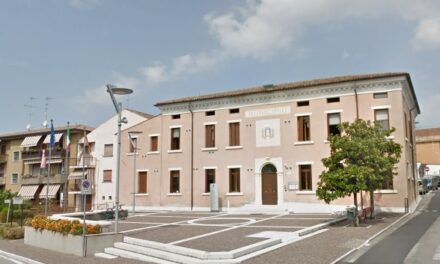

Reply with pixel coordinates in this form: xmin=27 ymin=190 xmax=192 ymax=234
xmin=424 ymin=175 xmax=439 ymax=191
xmin=433 ymin=175 xmax=440 ymax=188
xmin=418 ymin=179 xmax=428 ymax=195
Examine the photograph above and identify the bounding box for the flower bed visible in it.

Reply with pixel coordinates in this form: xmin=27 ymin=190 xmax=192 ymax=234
xmin=26 ymin=215 xmax=101 ymax=235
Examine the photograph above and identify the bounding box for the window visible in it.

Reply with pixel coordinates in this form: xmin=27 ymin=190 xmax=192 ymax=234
xmin=11 ymin=173 xmax=18 ymax=184
xmin=297 ymin=116 xmax=311 ymax=141
xmin=170 ymin=170 xmax=180 ymax=193
xmin=297 ymin=101 xmax=309 ymax=107
xmin=327 ymin=113 xmax=341 ymax=136
xmin=138 ymin=171 xmax=148 ymax=193
xmin=103 ymin=170 xmax=112 ymax=182
xmin=172 ymin=114 xmax=180 ymax=119
xmin=129 ymin=137 xmax=137 ymax=153
xmin=206 ymin=111 xmax=215 ymax=116
xmin=205 ymin=169 xmax=216 ymax=193
xmin=327 ymin=97 xmax=340 ymax=103
xmin=229 ymin=108 xmax=240 ymax=114
xmin=229 ymin=122 xmax=240 ymax=146
xmin=170 ymin=128 xmax=181 ymax=150
xmin=299 ymin=165 xmax=312 ymax=190
xmin=229 ymin=168 xmax=240 ymax=193
xmin=102 ymin=196 xmax=105 ymax=200
xmin=108 ymin=196 xmax=112 ymax=200
xmin=31 ymin=164 xmax=40 ymax=176
xmin=104 ymin=144 xmax=113 ymax=157
xmin=380 ymin=171 xmax=394 ymax=189
xmin=13 ymin=151 xmax=19 ymax=161
xmin=150 ymin=136 xmax=158 ymax=152
xmin=205 ymin=125 xmax=215 ymax=148
xmin=373 ymin=92 xmax=388 ymax=99
xmin=0 ymin=145 xmax=5 ymax=155
xmin=375 ymin=109 xmax=390 ymax=131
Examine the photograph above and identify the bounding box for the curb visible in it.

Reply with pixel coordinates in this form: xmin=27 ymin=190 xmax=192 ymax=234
xmin=0 ymin=249 xmax=45 ymax=264
xmin=298 ymin=216 xmax=347 ymax=237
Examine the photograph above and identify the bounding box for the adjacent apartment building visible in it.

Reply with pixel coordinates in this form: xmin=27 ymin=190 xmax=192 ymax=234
xmin=71 ymin=109 xmax=152 ymax=211
xmin=0 ymin=125 xmax=93 ymax=211
xmin=112 ymin=72 xmax=420 ymax=213
xmin=416 ymin=128 xmax=440 ymax=176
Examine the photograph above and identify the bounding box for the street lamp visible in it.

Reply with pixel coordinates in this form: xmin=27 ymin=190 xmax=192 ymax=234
xmin=106 ymin=84 xmax=133 ymax=233
xmin=128 ymin=131 xmax=142 ymax=215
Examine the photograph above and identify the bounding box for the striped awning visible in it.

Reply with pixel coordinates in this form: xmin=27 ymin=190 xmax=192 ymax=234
xmin=24 ymin=159 xmax=62 ymax=165
xmin=39 ymin=184 xmax=61 ymax=199
xmin=21 ymin=135 xmax=43 ymax=148
xmin=68 ymin=171 xmax=87 ymax=180
xmin=43 ymin=133 xmax=63 ymax=144
xmin=18 ymin=185 xmax=40 ymax=199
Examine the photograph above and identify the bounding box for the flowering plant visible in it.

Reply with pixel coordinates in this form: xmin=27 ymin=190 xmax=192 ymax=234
xmin=25 ymin=216 xmax=101 ymax=236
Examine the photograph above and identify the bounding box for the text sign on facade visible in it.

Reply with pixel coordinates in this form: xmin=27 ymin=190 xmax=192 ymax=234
xmin=245 ymin=106 xmax=291 ymax=118
xmin=81 ymin=179 xmax=92 ymax=195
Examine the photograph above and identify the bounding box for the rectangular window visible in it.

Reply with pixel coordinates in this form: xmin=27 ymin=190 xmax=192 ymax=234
xmin=13 ymin=151 xmax=19 ymax=161
xmin=297 ymin=101 xmax=309 ymax=107
xmin=229 ymin=122 xmax=240 ymax=146
xmin=205 ymin=169 xmax=216 ymax=193
xmin=299 ymin=165 xmax=312 ymax=191
xmin=205 ymin=111 xmax=215 ymax=116
xmin=170 ymin=170 xmax=180 ymax=193
xmin=375 ymin=109 xmax=390 ymax=131
xmin=327 ymin=97 xmax=340 ymax=103
xmin=205 ymin=125 xmax=215 ymax=148
xmin=327 ymin=113 xmax=341 ymax=136
xmin=0 ymin=145 xmax=5 ymax=155
xmin=172 ymin=114 xmax=180 ymax=119
xmin=171 ymin=128 xmax=181 ymax=150
xmin=229 ymin=168 xmax=241 ymax=193
xmin=297 ymin=116 xmax=311 ymax=141
xmin=103 ymin=170 xmax=112 ymax=182
xmin=104 ymin=144 xmax=113 ymax=157
xmin=11 ymin=173 xmax=18 ymax=184
xmin=138 ymin=171 xmax=148 ymax=193
xmin=229 ymin=108 xmax=240 ymax=114
xmin=380 ymin=171 xmax=394 ymax=189
xmin=129 ymin=137 xmax=137 ymax=153
xmin=150 ymin=136 xmax=158 ymax=152
xmin=373 ymin=92 xmax=388 ymax=99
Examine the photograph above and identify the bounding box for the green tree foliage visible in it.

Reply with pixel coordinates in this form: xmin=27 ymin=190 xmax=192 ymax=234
xmin=317 ymin=119 xmax=401 ymax=226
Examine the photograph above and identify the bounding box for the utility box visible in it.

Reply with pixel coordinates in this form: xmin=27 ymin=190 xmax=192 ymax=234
xmin=210 ymin=183 xmax=219 ymax=212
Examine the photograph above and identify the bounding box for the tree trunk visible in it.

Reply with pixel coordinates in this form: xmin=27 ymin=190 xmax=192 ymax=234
xmin=353 ymin=192 xmax=359 ymax=227
xmin=369 ymin=189 xmax=375 ymax=219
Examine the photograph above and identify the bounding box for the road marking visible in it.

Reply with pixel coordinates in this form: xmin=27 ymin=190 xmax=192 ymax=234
xmin=433 ymin=245 xmax=440 ymax=261
xmin=432 ymin=210 xmax=438 ymax=213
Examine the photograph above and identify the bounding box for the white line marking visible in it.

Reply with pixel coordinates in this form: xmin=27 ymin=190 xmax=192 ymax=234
xmin=433 ymin=245 xmax=440 ymax=260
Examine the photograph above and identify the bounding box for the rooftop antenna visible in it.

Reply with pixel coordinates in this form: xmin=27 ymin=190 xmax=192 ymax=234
xmin=24 ymin=97 xmax=37 ymax=130
xmin=43 ymin=97 xmax=53 ymax=128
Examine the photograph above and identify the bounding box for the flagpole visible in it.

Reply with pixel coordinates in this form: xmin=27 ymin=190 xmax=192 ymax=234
xmin=45 ymin=120 xmax=54 ymax=216
xmin=63 ymin=122 xmax=70 ymax=212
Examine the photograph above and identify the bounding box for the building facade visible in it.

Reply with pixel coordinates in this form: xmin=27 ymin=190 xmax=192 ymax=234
xmin=416 ymin=128 xmax=440 ymax=176
xmin=0 ymin=125 xmax=93 ymax=211
xmin=116 ymin=73 xmax=420 ymax=213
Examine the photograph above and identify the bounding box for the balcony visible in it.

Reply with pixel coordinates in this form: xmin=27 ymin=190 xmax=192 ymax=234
xmin=69 ymin=156 xmax=96 ymax=168
xmin=0 ymin=177 xmax=5 ymax=185
xmin=22 ymin=149 xmax=67 ymax=161
xmin=21 ymin=174 xmax=67 ymax=185
xmin=0 ymin=155 xmax=7 ymax=164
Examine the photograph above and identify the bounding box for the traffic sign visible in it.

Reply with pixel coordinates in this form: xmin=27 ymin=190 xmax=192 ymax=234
xmin=81 ymin=179 xmax=92 ymax=195
xmin=13 ymin=197 xmax=23 ymax=205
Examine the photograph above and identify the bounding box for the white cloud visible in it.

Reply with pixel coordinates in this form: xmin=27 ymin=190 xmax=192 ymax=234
xmin=417 ymin=93 xmax=440 ymax=128
xmin=413 ymin=18 xmax=440 ymax=49
xmin=68 ymin=0 xmax=103 ymax=9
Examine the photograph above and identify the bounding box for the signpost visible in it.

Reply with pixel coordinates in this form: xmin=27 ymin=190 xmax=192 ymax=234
xmin=13 ymin=197 xmax=24 ymax=227
xmin=4 ymin=199 xmax=11 ymax=224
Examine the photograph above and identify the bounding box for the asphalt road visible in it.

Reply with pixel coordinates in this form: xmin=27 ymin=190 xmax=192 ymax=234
xmin=354 ymin=191 xmax=440 ymax=264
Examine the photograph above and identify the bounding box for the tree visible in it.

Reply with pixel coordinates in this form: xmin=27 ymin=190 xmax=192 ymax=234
xmin=316 ymin=119 xmax=401 ymax=226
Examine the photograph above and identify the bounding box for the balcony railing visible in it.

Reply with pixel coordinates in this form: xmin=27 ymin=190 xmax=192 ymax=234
xmin=21 ymin=174 xmax=67 ymax=185
xmin=69 ymin=156 xmax=97 ymax=168
xmin=22 ymin=149 xmax=67 ymax=160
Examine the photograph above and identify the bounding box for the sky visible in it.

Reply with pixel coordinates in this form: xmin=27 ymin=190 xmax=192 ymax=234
xmin=1 ymin=0 xmax=440 ymax=132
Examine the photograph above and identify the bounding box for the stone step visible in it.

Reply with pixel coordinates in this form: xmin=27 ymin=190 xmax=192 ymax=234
xmin=94 ymin=252 xmax=118 ymax=259
xmin=104 ymin=247 xmax=176 ymax=264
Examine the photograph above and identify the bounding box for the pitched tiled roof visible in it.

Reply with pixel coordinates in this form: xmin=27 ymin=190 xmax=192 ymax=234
xmin=155 ymin=72 xmax=419 ymax=113
xmin=0 ymin=124 xmax=94 ymax=140
xmin=416 ymin=128 xmax=440 ymax=143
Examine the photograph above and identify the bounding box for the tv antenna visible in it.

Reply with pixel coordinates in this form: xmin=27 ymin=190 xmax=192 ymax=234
xmin=43 ymin=97 xmax=53 ymax=128
xmin=24 ymin=97 xmax=38 ymax=130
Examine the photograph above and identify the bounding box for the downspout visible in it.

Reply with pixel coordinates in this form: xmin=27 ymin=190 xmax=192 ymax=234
xmin=189 ymin=102 xmax=194 ymax=211
xmin=354 ymin=85 xmax=363 ymax=210
xmin=409 ymin=107 xmax=418 ymax=206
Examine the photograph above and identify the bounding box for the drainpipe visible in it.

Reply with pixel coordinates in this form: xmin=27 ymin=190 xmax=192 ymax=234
xmin=354 ymin=85 xmax=363 ymax=210
xmin=189 ymin=103 xmax=194 ymax=211
xmin=409 ymin=107 xmax=418 ymax=205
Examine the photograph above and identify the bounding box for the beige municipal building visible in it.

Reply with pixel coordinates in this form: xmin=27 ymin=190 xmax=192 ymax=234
xmin=113 ymin=72 xmax=420 ymax=214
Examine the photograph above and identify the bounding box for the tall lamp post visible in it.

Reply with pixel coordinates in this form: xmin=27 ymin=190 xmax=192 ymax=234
xmin=128 ymin=131 xmax=142 ymax=215
xmin=106 ymin=84 xmax=133 ymax=233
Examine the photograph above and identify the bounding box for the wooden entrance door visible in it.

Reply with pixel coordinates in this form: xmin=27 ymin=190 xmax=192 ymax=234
xmin=262 ymin=164 xmax=277 ymax=205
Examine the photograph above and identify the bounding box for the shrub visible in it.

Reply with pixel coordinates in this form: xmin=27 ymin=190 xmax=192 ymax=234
xmin=27 ymin=216 xmax=102 ymax=236
xmin=0 ymin=207 xmax=9 ymax=223
xmin=2 ymin=226 xmax=24 ymax=239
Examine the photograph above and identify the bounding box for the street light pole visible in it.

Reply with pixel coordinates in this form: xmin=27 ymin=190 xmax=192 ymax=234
xmin=106 ymin=84 xmax=132 ymax=233
xmin=128 ymin=131 xmax=142 ymax=215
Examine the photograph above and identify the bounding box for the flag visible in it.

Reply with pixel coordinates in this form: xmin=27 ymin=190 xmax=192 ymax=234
xmin=40 ymin=149 xmax=46 ymax=168
xmin=66 ymin=123 xmax=71 ymax=151
xmin=50 ymin=120 xmax=55 ymax=148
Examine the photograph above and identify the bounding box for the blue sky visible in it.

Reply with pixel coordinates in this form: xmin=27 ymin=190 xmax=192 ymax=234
xmin=1 ymin=0 xmax=440 ymax=132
